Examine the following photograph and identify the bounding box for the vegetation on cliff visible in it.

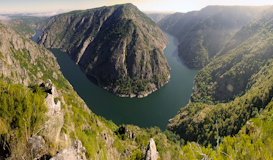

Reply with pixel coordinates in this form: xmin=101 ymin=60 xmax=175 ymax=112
xmin=37 ymin=3 xmax=170 ymax=97
xmin=179 ymin=105 xmax=273 ymax=159
xmin=5 ymin=20 xmax=35 ymax=38
xmin=167 ymin=7 xmax=273 ymax=148
xmin=9 ymin=16 xmax=50 ymax=31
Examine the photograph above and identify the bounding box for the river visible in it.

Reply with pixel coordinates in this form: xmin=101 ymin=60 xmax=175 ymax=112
xmin=31 ymin=30 xmax=198 ymax=130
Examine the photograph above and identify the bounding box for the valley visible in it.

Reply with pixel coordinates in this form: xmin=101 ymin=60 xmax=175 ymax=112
xmin=1 ymin=2 xmax=273 ymax=159
xmin=32 ymin=30 xmax=198 ymax=130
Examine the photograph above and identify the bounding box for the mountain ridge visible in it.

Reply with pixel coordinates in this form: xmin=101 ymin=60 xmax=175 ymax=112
xmin=167 ymin=6 xmax=273 ymax=146
xmin=37 ymin=3 xmax=170 ymax=98
xmin=159 ymin=5 xmax=270 ymax=69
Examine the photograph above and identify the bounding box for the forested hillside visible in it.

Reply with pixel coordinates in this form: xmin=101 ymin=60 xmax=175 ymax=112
xmin=6 ymin=20 xmax=35 ymax=38
xmin=168 ymin=6 xmax=273 ymax=148
xmin=179 ymin=104 xmax=273 ymax=159
xmin=10 ymin=16 xmax=51 ymax=31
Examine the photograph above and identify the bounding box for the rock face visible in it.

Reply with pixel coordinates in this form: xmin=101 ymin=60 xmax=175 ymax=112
xmin=50 ymin=140 xmax=86 ymax=160
xmin=43 ymin=79 xmax=64 ymax=142
xmin=158 ymin=6 xmax=269 ymax=69
xmin=26 ymin=136 xmax=47 ymax=159
xmin=37 ymin=3 xmax=170 ymax=97
xmin=0 ymin=22 xmax=61 ymax=86
xmin=5 ymin=20 xmax=35 ymax=38
xmin=118 ymin=125 xmax=136 ymax=140
xmin=101 ymin=130 xmax=114 ymax=147
xmin=145 ymin=138 xmax=158 ymax=160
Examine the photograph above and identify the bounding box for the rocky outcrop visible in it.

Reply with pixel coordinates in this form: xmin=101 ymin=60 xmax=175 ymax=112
xmin=50 ymin=140 xmax=86 ymax=160
xmin=42 ymin=79 xmax=64 ymax=142
xmin=245 ymin=120 xmax=254 ymax=135
xmin=38 ymin=3 xmax=170 ymax=97
xmin=101 ymin=130 xmax=114 ymax=147
xmin=25 ymin=136 xmax=47 ymax=159
xmin=145 ymin=138 xmax=158 ymax=160
xmin=44 ymin=80 xmax=61 ymax=116
xmin=118 ymin=125 xmax=136 ymax=140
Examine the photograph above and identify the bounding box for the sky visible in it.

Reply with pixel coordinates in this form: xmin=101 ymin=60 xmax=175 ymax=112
xmin=0 ymin=0 xmax=273 ymax=14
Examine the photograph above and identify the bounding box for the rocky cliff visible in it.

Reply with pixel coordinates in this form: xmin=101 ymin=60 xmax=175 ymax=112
xmin=37 ymin=3 xmax=170 ymax=98
xmin=0 ymin=22 xmax=62 ymax=86
xmin=5 ymin=20 xmax=35 ymax=38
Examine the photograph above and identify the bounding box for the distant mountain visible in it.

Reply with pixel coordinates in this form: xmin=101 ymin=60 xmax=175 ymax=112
xmin=37 ymin=3 xmax=170 ymax=98
xmin=157 ymin=12 xmax=184 ymax=31
xmin=5 ymin=20 xmax=35 ymax=38
xmin=167 ymin=6 xmax=273 ymax=145
xmin=145 ymin=13 xmax=172 ymax=23
xmin=159 ymin=6 xmax=269 ymax=69
xmin=9 ymin=16 xmax=52 ymax=31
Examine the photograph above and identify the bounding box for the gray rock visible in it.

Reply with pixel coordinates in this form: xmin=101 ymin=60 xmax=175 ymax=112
xmin=43 ymin=80 xmax=63 ymax=142
xmin=101 ymin=130 xmax=114 ymax=147
xmin=45 ymin=93 xmax=61 ymax=116
xmin=145 ymin=138 xmax=158 ymax=160
xmin=26 ymin=136 xmax=47 ymax=159
xmin=245 ymin=120 xmax=254 ymax=134
xmin=50 ymin=140 xmax=86 ymax=160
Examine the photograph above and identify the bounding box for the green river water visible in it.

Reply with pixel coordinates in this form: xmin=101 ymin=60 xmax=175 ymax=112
xmin=32 ymin=30 xmax=198 ymax=130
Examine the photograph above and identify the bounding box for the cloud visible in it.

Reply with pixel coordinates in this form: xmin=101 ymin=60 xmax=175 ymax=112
xmin=0 ymin=15 xmax=10 ymax=21
xmin=30 ymin=12 xmax=58 ymax=17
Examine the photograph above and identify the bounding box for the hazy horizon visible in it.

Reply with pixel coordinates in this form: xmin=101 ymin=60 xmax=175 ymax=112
xmin=1 ymin=0 xmax=273 ymax=15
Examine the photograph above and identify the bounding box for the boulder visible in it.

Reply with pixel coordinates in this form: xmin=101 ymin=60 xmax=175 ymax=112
xmin=26 ymin=136 xmax=47 ymax=159
xmin=245 ymin=120 xmax=254 ymax=135
xmin=50 ymin=140 xmax=86 ymax=160
xmin=145 ymin=138 xmax=158 ymax=160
